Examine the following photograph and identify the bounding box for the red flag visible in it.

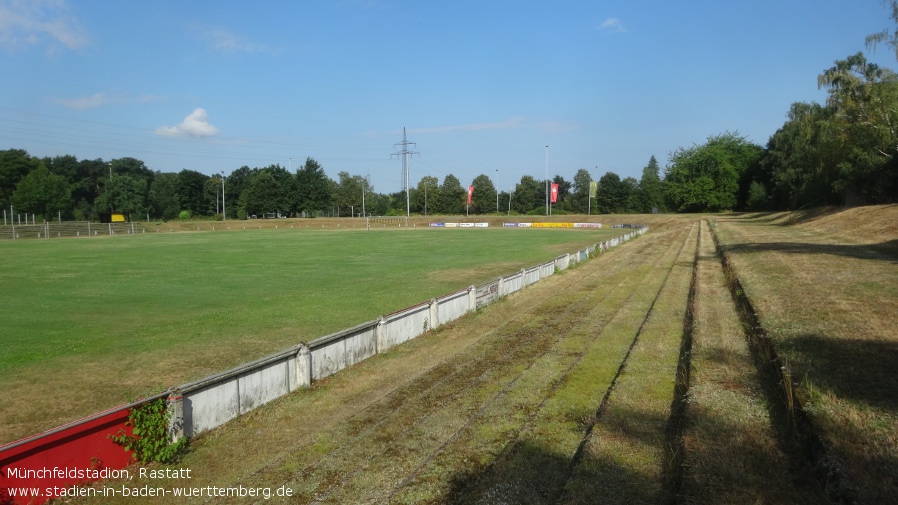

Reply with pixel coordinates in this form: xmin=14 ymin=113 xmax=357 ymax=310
xmin=467 ymin=185 xmax=474 ymax=205
xmin=550 ymin=183 xmax=558 ymax=203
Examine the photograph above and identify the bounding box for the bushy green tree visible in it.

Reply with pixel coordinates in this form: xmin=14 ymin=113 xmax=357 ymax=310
xmin=596 ymin=172 xmax=629 ymax=214
xmin=436 ymin=174 xmax=465 ymax=214
xmin=11 ymin=163 xmax=71 ymax=220
xmin=0 ymin=149 xmax=41 ymax=209
xmin=636 ymin=156 xmax=665 ymax=212
xmin=295 ymin=157 xmax=331 ymax=216
xmin=415 ymin=176 xmax=439 ymax=215
xmin=148 ymin=172 xmax=180 ymax=220
xmin=470 ymin=174 xmax=497 ymax=214
xmin=512 ymin=175 xmax=544 ymax=214
xmin=665 ymin=132 xmax=762 ymax=212
xmin=570 ymin=169 xmax=593 ymax=213
xmin=95 ymin=174 xmax=148 ymax=218
xmin=177 ymin=169 xmax=209 ymax=215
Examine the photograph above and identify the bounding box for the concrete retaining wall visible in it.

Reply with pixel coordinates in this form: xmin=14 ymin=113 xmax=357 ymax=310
xmin=175 ymin=347 xmax=301 ymax=437
xmin=379 ymin=302 xmax=430 ymax=351
xmin=436 ymin=289 xmax=472 ymax=329
xmin=163 ymin=226 xmax=649 ymax=441
xmin=500 ymin=270 xmax=524 ymax=297
xmin=309 ymin=320 xmax=378 ymax=381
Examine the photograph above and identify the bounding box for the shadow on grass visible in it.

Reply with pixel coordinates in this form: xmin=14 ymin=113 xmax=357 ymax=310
xmin=436 ymin=401 xmax=829 ymax=504
xmin=780 ymin=333 xmax=898 ymax=503
xmin=722 ymin=239 xmax=898 ymax=263
xmin=439 ymin=408 xmax=672 ymax=504
xmin=785 ymin=333 xmax=898 ymax=413
xmin=441 ymin=438 xmax=660 ymax=505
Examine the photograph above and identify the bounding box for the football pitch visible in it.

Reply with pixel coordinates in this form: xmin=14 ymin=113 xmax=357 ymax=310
xmin=0 ymin=225 xmax=621 ymax=444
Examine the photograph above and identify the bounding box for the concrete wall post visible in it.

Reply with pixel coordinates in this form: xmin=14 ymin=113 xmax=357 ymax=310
xmin=428 ymin=298 xmax=439 ymax=330
xmin=376 ymin=316 xmax=387 ymax=353
xmin=166 ymin=391 xmax=185 ymax=443
xmin=296 ymin=345 xmax=312 ymax=388
xmin=468 ymin=285 xmax=476 ymax=312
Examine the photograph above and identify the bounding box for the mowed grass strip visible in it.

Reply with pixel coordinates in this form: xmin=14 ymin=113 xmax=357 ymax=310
xmin=434 ymin=223 xmax=693 ymax=504
xmin=0 ymin=227 xmax=620 ymax=444
xmin=556 ymin=222 xmax=697 ymax=505
xmin=384 ymin=229 xmax=684 ymax=504
xmin=679 ymin=220 xmax=824 ymax=504
xmin=713 ymin=209 xmax=898 ymax=504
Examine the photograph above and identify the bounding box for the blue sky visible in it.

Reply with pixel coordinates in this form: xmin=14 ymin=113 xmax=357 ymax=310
xmin=2 ymin=0 xmax=896 ymax=194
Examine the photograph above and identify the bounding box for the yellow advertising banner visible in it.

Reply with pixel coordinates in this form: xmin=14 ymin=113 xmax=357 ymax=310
xmin=589 ymin=180 xmax=597 ymax=198
xmin=532 ymin=222 xmax=575 ymax=228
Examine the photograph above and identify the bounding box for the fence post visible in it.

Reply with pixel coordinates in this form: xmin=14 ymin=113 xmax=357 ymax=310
xmin=375 ymin=317 xmax=387 ymax=353
xmin=167 ymin=391 xmax=185 ymax=443
xmin=296 ymin=345 xmax=311 ymax=388
xmin=468 ymin=285 xmax=476 ymax=312
xmin=428 ymin=298 xmax=439 ymax=330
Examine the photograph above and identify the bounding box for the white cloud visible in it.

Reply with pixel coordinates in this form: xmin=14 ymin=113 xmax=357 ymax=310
xmin=155 ymin=108 xmax=219 ymax=137
xmin=597 ymin=18 xmax=626 ymax=33
xmin=0 ymin=0 xmax=88 ymax=52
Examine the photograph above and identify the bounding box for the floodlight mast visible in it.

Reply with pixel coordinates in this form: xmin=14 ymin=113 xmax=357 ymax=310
xmin=391 ymin=127 xmax=419 ymax=226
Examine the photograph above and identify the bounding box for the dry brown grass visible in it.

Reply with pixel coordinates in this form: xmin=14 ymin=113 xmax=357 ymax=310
xmin=712 ymin=207 xmax=898 ymax=503
xmin=680 ymin=220 xmax=825 ymax=504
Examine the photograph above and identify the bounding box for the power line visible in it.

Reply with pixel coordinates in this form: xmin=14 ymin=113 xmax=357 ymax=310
xmin=391 ymin=127 xmax=419 ymax=218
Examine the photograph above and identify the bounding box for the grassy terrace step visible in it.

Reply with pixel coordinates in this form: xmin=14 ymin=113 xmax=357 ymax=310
xmin=556 ymin=222 xmax=697 ymax=505
xmin=680 ymin=220 xmax=825 ymax=504
xmin=389 ymin=224 xmax=692 ymax=504
xmin=712 ymin=212 xmax=898 ymax=504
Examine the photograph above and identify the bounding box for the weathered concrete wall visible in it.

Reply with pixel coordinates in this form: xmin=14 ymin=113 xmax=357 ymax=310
xmin=309 ymin=320 xmax=378 ymax=381
xmin=436 ymin=289 xmax=470 ymax=328
xmin=164 ymin=226 xmax=650 ymax=439
xmin=476 ymin=280 xmax=500 ymax=308
xmin=379 ymin=302 xmax=429 ymax=351
xmin=523 ymin=265 xmax=541 ymax=287
xmin=555 ymin=253 xmax=571 ymax=272
xmin=177 ymin=348 xmax=299 ymax=437
xmin=500 ymin=270 xmax=524 ymax=297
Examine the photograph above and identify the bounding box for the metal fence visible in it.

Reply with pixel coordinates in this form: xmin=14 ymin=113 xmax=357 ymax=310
xmin=0 ymin=221 xmax=149 ymax=240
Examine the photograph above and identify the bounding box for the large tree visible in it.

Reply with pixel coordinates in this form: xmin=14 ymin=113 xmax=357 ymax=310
xmin=664 ymin=132 xmax=762 ymax=212
xmin=596 ymin=172 xmax=630 ymax=214
xmin=148 ymin=172 xmax=180 ymax=220
xmin=414 ymin=176 xmax=439 ymax=215
xmin=570 ymin=169 xmax=593 ymax=214
xmin=177 ymin=169 xmax=209 ymax=215
xmin=332 ymin=171 xmax=367 ymax=216
xmin=512 ymin=175 xmax=544 ymax=214
xmin=0 ymin=149 xmax=41 ymax=209
xmin=469 ymin=174 xmax=497 ymax=214
xmin=434 ymin=174 xmax=465 ymax=214
xmin=95 ymin=174 xmax=148 ymax=218
xmin=636 ymin=156 xmax=665 ymax=213
xmin=11 ymin=163 xmax=71 ymax=220
xmin=295 ymin=157 xmax=331 ymax=216
xmin=817 ymin=52 xmax=898 ymax=202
